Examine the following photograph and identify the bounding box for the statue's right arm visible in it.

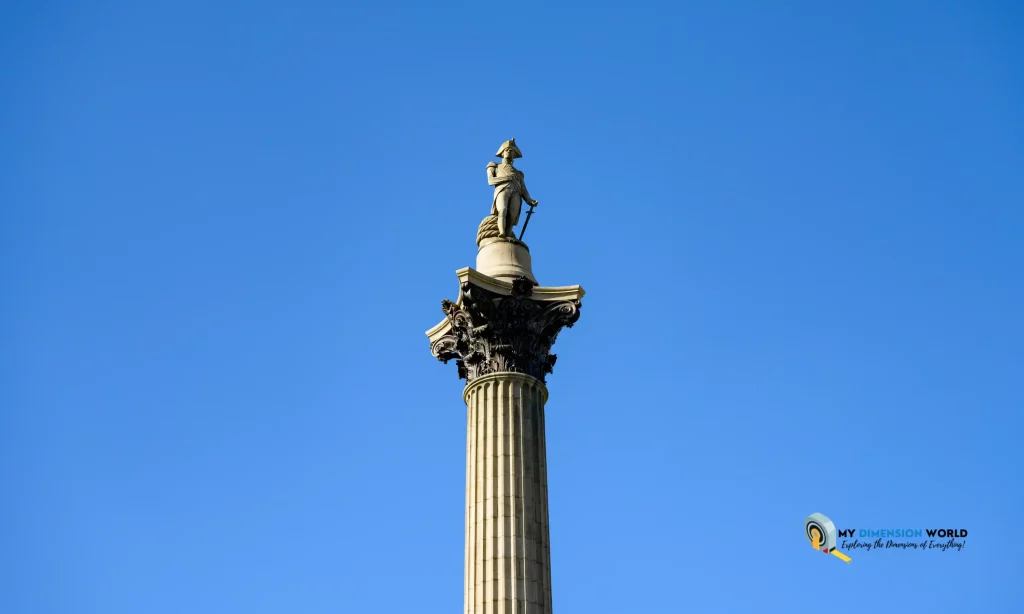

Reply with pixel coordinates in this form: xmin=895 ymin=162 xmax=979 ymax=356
xmin=487 ymin=175 xmax=512 ymax=186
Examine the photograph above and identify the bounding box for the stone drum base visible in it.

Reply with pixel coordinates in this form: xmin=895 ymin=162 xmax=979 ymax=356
xmin=476 ymin=238 xmax=536 ymax=283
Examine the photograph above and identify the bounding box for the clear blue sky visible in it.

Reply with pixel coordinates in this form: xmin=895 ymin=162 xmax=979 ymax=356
xmin=3 ymin=1 xmax=1022 ymax=612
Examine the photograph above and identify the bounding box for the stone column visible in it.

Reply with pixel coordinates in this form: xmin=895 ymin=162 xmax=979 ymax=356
xmin=428 ymin=266 xmax=583 ymax=614
xmin=463 ymin=372 xmax=551 ymax=614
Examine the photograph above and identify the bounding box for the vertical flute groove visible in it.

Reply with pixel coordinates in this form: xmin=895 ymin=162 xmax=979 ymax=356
xmin=467 ymin=387 xmax=475 ymax=614
xmin=496 ymin=379 xmax=506 ymax=614
xmin=488 ymin=380 xmax=499 ymax=613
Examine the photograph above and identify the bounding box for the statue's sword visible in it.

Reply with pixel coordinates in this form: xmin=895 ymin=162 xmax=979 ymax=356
xmin=518 ymin=204 xmax=536 ymax=241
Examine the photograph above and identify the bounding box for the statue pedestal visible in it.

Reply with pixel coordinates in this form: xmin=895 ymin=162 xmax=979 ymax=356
xmin=476 ymin=238 xmax=536 ymax=283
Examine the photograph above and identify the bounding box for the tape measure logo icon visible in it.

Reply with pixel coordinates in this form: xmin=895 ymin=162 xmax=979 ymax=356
xmin=805 ymin=513 xmax=852 ymax=563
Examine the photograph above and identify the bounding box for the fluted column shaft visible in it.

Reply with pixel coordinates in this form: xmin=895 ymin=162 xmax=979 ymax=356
xmin=463 ymin=372 xmax=552 ymax=614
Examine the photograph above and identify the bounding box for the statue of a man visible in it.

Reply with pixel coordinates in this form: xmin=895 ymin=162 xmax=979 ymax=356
xmin=487 ymin=138 xmax=539 ymax=240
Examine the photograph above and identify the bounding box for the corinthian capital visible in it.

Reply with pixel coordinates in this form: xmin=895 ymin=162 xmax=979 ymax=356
xmin=429 ymin=276 xmax=582 ymax=384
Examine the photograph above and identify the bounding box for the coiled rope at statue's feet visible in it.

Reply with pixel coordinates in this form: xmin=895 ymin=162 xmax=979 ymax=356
xmin=476 ymin=215 xmax=501 ymax=246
